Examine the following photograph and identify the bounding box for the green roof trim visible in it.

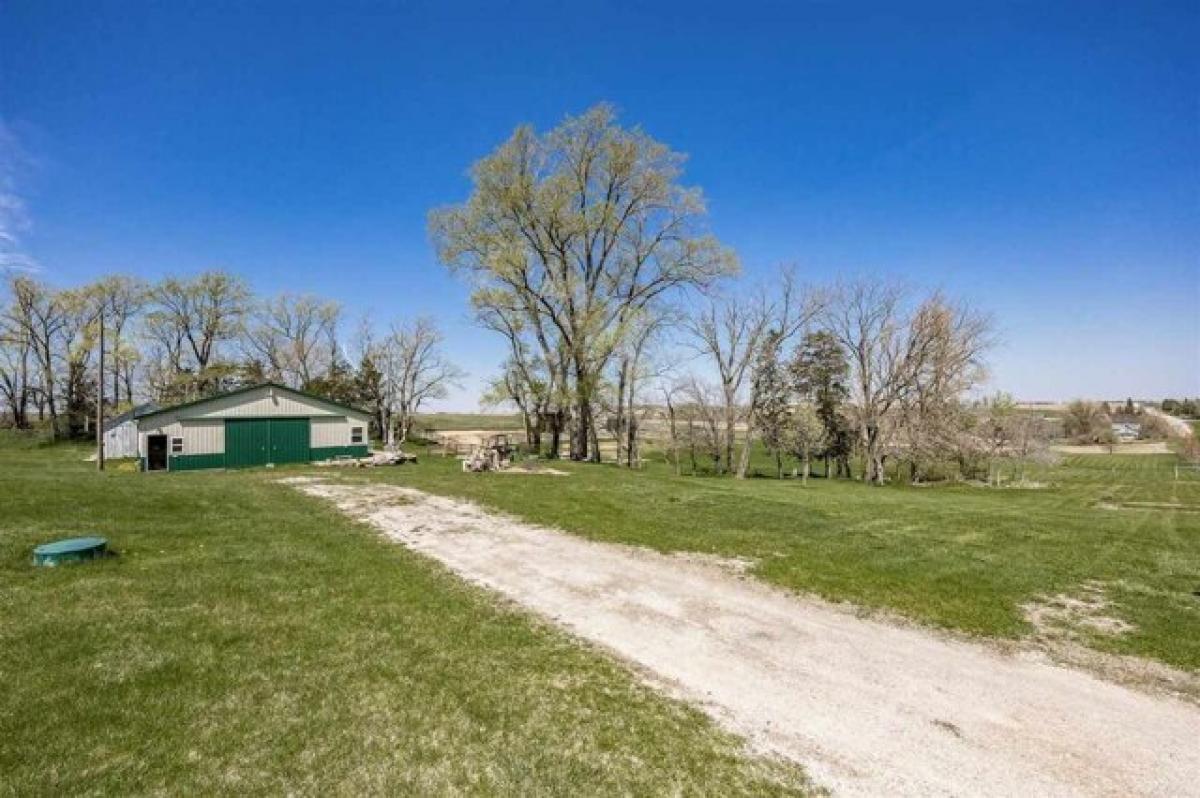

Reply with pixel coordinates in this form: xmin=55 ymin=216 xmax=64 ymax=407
xmin=135 ymin=382 xmax=372 ymax=423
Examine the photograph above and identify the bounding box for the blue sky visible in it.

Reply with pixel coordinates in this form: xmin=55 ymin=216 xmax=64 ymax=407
xmin=2 ymin=0 xmax=1197 ymax=407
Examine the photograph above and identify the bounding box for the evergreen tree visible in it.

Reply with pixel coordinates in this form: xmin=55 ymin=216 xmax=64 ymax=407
xmin=306 ymin=352 xmax=359 ymax=406
xmin=790 ymin=330 xmax=851 ymax=477
xmin=355 ymin=352 xmax=385 ymax=440
xmin=751 ymin=330 xmax=791 ymax=478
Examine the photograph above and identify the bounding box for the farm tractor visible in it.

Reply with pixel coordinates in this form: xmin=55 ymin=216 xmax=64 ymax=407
xmin=462 ymin=434 xmax=517 ymax=472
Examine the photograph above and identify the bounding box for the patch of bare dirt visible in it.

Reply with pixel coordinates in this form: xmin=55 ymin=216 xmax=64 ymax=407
xmin=290 ymin=477 xmax=1200 ymax=797
xmin=498 ymin=463 xmax=570 ymax=476
xmin=1021 ymin=582 xmax=1200 ymax=702
xmin=1053 ymin=442 xmax=1171 ymax=455
xmin=1023 ymin=581 xmax=1137 ymax=638
xmin=670 ymin=551 xmax=757 ymax=575
xmin=965 ymin=479 xmax=1051 ymax=490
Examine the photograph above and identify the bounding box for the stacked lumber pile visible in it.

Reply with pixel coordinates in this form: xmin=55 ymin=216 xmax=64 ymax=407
xmin=314 ymin=451 xmax=418 ymax=468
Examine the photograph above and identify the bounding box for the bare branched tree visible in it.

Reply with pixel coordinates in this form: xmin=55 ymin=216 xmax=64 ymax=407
xmin=823 ymin=279 xmax=993 ymax=484
xmin=90 ymin=275 xmax=146 ymax=406
xmin=245 ymin=294 xmax=341 ymax=389
xmin=0 ymin=302 xmax=33 ymax=427
xmin=3 ymin=276 xmax=67 ymax=435
xmin=686 ymin=269 xmax=819 ymax=477
xmin=373 ymin=317 xmax=464 ymax=446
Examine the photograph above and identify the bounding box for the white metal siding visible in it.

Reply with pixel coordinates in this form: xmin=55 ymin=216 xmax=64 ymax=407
xmin=181 ymin=419 xmax=225 ymax=454
xmin=312 ymin=416 xmax=349 ymax=447
xmin=138 ymin=418 xmax=224 ymax=456
xmin=103 ymin=421 xmax=140 ymax=459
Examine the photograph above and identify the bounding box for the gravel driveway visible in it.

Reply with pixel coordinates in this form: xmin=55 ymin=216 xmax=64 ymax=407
xmin=289 ymin=478 xmax=1200 ymax=797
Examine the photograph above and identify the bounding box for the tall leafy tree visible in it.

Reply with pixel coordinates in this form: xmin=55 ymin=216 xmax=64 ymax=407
xmin=146 ymin=271 xmax=250 ymax=397
xmin=431 ymin=104 xmax=737 ymax=460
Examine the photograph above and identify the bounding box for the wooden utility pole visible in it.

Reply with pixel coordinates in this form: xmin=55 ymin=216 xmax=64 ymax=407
xmin=96 ymin=307 xmax=105 ymax=472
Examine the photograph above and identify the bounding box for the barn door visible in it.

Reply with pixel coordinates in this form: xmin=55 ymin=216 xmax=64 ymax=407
xmin=225 ymin=419 xmax=270 ymax=467
xmin=268 ymin=418 xmax=311 ymax=464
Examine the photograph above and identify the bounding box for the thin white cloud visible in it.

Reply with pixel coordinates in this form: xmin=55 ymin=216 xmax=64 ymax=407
xmin=0 ymin=120 xmax=39 ymax=273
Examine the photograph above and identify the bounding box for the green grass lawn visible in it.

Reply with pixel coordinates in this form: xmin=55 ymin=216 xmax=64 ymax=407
xmin=372 ymin=447 xmax=1200 ymax=672
xmin=6 ymin=436 xmax=1196 ymax=794
xmin=0 ymin=440 xmax=810 ymax=796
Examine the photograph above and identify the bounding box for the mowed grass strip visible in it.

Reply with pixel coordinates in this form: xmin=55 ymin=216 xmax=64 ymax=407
xmin=0 ymin=441 xmax=810 ymax=796
xmin=376 ymin=448 xmax=1200 ymax=672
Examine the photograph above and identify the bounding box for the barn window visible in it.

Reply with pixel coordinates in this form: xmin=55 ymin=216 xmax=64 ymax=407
xmin=351 ymin=426 xmax=364 ymax=444
xmin=171 ymin=437 xmax=184 ymax=454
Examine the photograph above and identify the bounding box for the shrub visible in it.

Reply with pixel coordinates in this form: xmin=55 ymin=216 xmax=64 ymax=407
xmin=1062 ymin=400 xmax=1111 ymax=444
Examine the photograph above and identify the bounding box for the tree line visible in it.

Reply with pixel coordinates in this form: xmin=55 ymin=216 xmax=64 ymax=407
xmin=431 ymin=104 xmax=1021 ymax=485
xmin=0 ymin=271 xmax=461 ymax=443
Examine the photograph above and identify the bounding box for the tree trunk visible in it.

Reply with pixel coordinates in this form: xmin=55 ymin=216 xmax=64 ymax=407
xmin=41 ymin=361 xmax=58 ymax=439
xmin=863 ymin=425 xmax=885 ymax=485
xmin=588 ymin=413 xmax=601 ymax=463
xmin=532 ymin=413 xmax=543 ymax=451
xmin=723 ymin=404 xmax=736 ymax=475
xmin=625 ymin=417 xmax=638 ymax=468
xmin=547 ymin=410 xmax=562 ymax=459
xmin=614 ymin=360 xmax=628 ymax=466
xmin=571 ymin=402 xmax=589 ymax=460
xmin=123 ymin=366 xmax=134 ymax=405
xmin=687 ymin=417 xmax=697 ymax=474
xmin=802 ymin=453 xmax=810 ymax=485
xmin=521 ymin=410 xmax=534 ymax=448
xmin=735 ymin=430 xmax=752 ymax=479
xmin=666 ymin=400 xmax=681 ymax=477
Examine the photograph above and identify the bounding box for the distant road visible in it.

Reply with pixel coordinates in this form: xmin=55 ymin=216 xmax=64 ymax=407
xmin=1143 ymin=406 xmax=1196 ymax=438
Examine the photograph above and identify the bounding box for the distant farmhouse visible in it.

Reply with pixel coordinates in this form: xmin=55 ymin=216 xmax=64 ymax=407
xmin=1102 ymin=400 xmax=1144 ymax=442
xmin=1111 ymin=421 xmax=1141 ymax=442
xmin=114 ymin=383 xmax=371 ymax=471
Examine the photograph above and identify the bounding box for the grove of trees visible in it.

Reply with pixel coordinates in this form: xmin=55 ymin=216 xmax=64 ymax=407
xmin=433 ymin=104 xmax=1027 ymax=485
xmin=0 ymin=271 xmax=461 ymax=444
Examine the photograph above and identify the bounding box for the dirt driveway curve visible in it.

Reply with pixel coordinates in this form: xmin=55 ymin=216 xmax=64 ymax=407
xmin=288 ymin=478 xmax=1200 ymax=797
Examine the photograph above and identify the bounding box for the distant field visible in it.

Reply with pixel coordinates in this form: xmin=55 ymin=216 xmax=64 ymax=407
xmin=412 ymin=412 xmax=524 ymax=432
xmin=0 ymin=441 xmax=808 ymax=795
xmin=368 ymin=446 xmax=1200 ymax=673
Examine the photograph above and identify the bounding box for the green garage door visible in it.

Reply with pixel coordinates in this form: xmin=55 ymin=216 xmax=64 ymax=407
xmin=268 ymin=418 xmax=311 ymax=464
xmin=225 ymin=418 xmax=311 ymax=468
xmin=225 ymin=419 xmax=269 ymax=467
